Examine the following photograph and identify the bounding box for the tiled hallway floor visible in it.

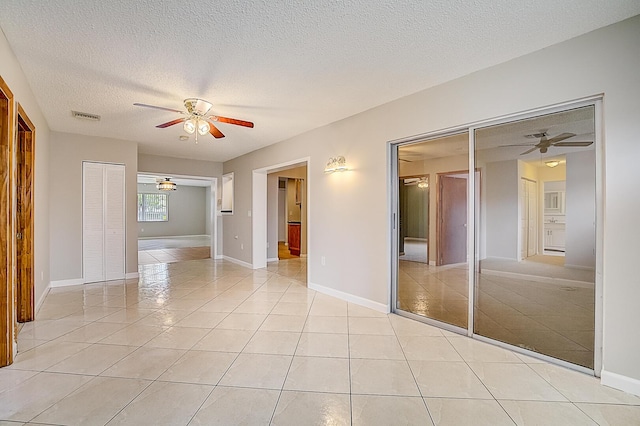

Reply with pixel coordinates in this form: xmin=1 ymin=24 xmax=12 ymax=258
xmin=138 ymin=236 xmax=211 ymax=265
xmin=2 ymin=259 xmax=638 ymax=425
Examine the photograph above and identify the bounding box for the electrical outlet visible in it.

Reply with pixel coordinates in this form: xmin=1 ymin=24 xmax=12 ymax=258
xmin=321 ymin=256 xmax=326 ymax=266
xmin=241 ymin=243 xmax=244 ymax=250
xmin=248 ymin=210 xmax=251 ymax=217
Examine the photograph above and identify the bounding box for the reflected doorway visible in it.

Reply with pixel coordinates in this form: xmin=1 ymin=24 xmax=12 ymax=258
xmin=396 ymin=132 xmax=469 ymax=329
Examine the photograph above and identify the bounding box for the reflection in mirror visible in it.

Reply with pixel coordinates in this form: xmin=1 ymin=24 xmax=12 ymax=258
xmin=473 ymin=105 xmax=596 ymax=369
xmin=397 ymin=133 xmax=469 ymax=329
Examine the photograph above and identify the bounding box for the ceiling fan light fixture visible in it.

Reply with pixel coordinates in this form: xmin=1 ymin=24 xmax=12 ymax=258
xmin=197 ymin=119 xmax=210 ymax=136
xmin=545 ymin=160 xmax=560 ymax=168
xmin=183 ymin=118 xmax=196 ymax=134
xmin=157 ymin=178 xmax=177 ymax=191
xmin=417 ymin=178 xmax=429 ymax=189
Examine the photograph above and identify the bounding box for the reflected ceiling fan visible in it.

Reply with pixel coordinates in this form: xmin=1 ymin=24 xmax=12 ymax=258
xmin=502 ymin=132 xmax=592 ymax=155
xmin=134 ymin=98 xmax=253 ymax=142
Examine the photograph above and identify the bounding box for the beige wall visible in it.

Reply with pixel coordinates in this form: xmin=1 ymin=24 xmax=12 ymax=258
xmin=49 ymin=132 xmax=138 ymax=281
xmin=0 ymin=31 xmax=51 ymax=307
xmin=222 ymin=17 xmax=640 ymax=389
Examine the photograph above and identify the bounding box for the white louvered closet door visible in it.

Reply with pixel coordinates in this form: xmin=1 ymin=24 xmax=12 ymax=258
xmin=83 ymin=162 xmax=125 ymax=283
xmin=105 ymin=164 xmax=125 ymax=281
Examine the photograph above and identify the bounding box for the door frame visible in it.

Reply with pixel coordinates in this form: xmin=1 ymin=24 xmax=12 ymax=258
xmin=0 ymin=75 xmax=16 ymax=366
xmin=390 ymin=95 xmax=604 ymax=375
xmin=16 ymin=103 xmax=35 ymax=322
xmin=252 ymin=157 xmax=310 ymax=280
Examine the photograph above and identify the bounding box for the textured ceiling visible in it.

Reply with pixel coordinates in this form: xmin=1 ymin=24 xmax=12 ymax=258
xmin=1 ymin=1 xmax=638 ymax=162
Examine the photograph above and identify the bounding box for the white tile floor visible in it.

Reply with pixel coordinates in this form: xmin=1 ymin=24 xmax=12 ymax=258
xmin=2 ymin=258 xmax=638 ymax=425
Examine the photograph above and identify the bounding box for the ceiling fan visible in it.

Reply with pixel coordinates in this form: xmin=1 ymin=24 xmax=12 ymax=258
xmin=133 ymin=98 xmax=253 ymax=141
xmin=502 ymin=132 xmax=593 ymax=155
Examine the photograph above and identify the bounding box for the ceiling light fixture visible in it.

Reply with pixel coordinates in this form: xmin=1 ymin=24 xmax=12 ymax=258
xmin=157 ymin=178 xmax=177 ymax=191
xmin=545 ymin=160 xmax=560 ymax=168
xmin=324 ymin=156 xmax=348 ymax=173
xmin=417 ymin=177 xmax=429 ymax=189
xmin=183 ymin=119 xmax=196 ymax=134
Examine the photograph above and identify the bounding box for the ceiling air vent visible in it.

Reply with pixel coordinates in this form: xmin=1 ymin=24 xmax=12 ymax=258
xmin=72 ymin=110 xmax=101 ymax=121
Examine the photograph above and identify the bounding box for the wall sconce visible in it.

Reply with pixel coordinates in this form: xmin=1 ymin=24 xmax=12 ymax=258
xmin=545 ymin=160 xmax=560 ymax=168
xmin=324 ymin=156 xmax=348 ymax=173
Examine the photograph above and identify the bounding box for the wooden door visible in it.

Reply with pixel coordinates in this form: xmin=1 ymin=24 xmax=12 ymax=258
xmin=16 ymin=104 xmax=35 ymax=323
xmin=0 ymin=76 xmax=15 ymax=366
xmin=438 ymin=174 xmax=467 ymax=265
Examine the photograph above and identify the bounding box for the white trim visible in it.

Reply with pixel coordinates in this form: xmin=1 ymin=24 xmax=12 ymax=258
xmin=35 ymin=285 xmax=51 ymax=314
xmin=138 ymin=234 xmax=209 ymax=240
xmin=267 ymin=257 xmax=279 ymax=262
xmin=223 ymin=255 xmax=253 ymax=269
xmin=50 ymin=278 xmax=85 ymax=288
xmin=214 ymin=254 xmax=223 ymax=260
xmin=309 ymin=281 xmax=389 ymax=313
xmin=480 ymin=269 xmax=594 ymax=288
xmin=125 ymin=272 xmax=139 ymax=279
xmin=601 ymin=370 xmax=640 ymax=397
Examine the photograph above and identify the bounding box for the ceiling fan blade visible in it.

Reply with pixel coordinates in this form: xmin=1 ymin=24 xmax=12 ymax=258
xmin=209 ymin=115 xmax=254 ymax=128
xmin=134 ymin=103 xmax=185 ymax=114
xmin=552 ymin=141 xmax=593 ymax=147
xmin=545 ymin=132 xmax=576 ymax=144
xmin=209 ymin=123 xmax=225 ymax=139
xmin=500 ymin=143 xmax=536 ymax=147
xmin=520 ymin=146 xmax=540 ymax=155
xmin=156 ymin=118 xmax=185 ymax=128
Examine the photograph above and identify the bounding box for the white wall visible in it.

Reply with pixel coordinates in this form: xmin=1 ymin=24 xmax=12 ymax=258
xmin=0 ymin=30 xmax=51 ymax=307
xmin=565 ymin=150 xmax=596 ymax=269
xmin=485 ymin=160 xmax=519 ymax=259
xmin=222 ymin=17 xmax=640 ymax=390
xmin=137 ymin=184 xmax=206 ymax=237
xmin=49 ymin=132 xmax=138 ymax=281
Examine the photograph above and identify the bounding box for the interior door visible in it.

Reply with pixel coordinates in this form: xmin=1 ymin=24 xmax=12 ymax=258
xmin=438 ymin=174 xmax=467 ymax=265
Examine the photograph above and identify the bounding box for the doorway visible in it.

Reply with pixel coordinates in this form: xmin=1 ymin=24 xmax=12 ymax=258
xmin=16 ymin=104 xmax=35 ymax=322
xmin=392 ymin=100 xmax=601 ymax=372
xmin=520 ymin=178 xmax=537 ymax=260
xmin=252 ymin=158 xmax=309 ymax=285
xmin=136 ymin=174 xmax=217 ymax=266
xmin=437 ymin=172 xmax=468 ymax=266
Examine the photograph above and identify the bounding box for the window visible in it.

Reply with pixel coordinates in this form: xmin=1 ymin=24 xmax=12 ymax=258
xmin=137 ymin=193 xmax=168 ymax=222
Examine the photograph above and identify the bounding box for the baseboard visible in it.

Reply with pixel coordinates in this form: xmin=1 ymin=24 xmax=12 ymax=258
xmin=138 ymin=234 xmax=209 ymax=240
xmin=267 ymin=257 xmax=279 ymax=263
xmin=215 ymin=254 xmax=224 ymax=260
xmin=481 ymin=269 xmax=593 ymax=288
xmin=125 ymin=272 xmax=139 ymax=279
xmin=35 ymin=285 xmax=51 ymax=314
xmin=601 ymin=370 xmax=640 ymax=397
xmin=300 ymin=254 xmax=308 ymax=258
xmin=564 ymin=263 xmax=596 ymax=271
xmin=308 ymin=281 xmax=389 ymax=313
xmin=50 ymin=278 xmax=85 ymax=288
xmin=222 ymin=255 xmax=253 ymax=269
